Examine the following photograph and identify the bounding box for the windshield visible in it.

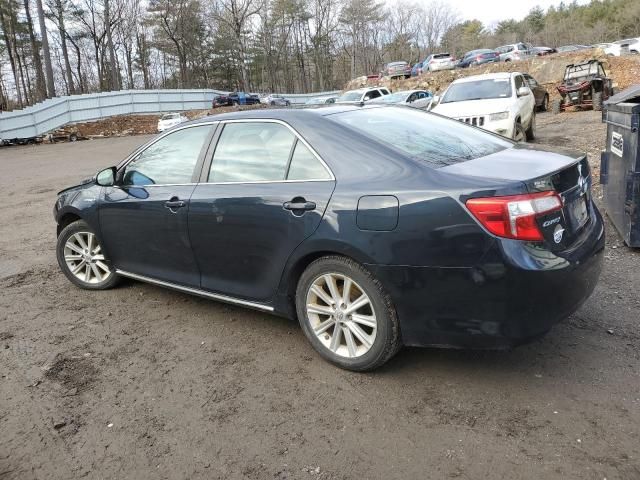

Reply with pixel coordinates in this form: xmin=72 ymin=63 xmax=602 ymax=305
xmin=331 ymin=107 xmax=511 ymax=167
xmin=442 ymin=79 xmax=512 ymax=103
xmin=337 ymin=91 xmax=363 ymax=102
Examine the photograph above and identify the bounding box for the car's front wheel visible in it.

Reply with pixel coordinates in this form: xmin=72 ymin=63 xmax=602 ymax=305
xmin=525 ymin=112 xmax=536 ymax=141
xmin=296 ymin=256 xmax=401 ymax=371
xmin=513 ymin=121 xmax=526 ymax=142
xmin=56 ymin=220 xmax=119 ymax=290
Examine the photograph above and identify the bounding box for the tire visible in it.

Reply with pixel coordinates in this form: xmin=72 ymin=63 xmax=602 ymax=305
xmin=295 ymin=255 xmax=401 ymax=371
xmin=56 ymin=220 xmax=119 ymax=290
xmin=285 ymin=101 xmax=290 ymax=106
xmin=69 ymin=133 xmax=78 ymax=142
xmin=525 ymin=112 xmax=536 ymax=141
xmin=513 ymin=122 xmax=526 ymax=142
xmin=540 ymin=94 xmax=549 ymax=112
xmin=552 ymin=98 xmax=562 ymax=115
xmin=593 ymin=91 xmax=603 ymax=111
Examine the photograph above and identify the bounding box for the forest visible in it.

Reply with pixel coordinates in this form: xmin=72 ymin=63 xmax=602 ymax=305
xmin=0 ymin=0 xmax=639 ymax=110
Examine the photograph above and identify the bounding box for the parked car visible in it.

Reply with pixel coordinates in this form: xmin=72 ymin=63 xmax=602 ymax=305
xmin=305 ymin=96 xmax=337 ymax=105
xmin=157 ymin=112 xmax=188 ymax=132
xmin=422 ymin=53 xmax=456 ymax=72
xmin=522 ymin=73 xmax=550 ymax=111
xmin=531 ymin=46 xmax=556 ymax=56
xmin=264 ymin=94 xmax=291 ymax=106
xmin=335 ymin=87 xmax=391 ymax=104
xmin=382 ymin=61 xmax=412 ymax=79
xmin=368 ymin=90 xmax=433 ymax=109
xmin=556 ymin=45 xmax=592 ymax=53
xmin=553 ymin=60 xmax=613 ymax=113
xmin=603 ymin=38 xmax=640 ymax=56
xmin=432 ymin=71 xmax=536 ymax=142
xmin=212 ymin=92 xmax=260 ymax=107
xmin=495 ymin=43 xmax=533 ymax=62
xmin=411 ymin=62 xmax=423 ymax=77
xmin=456 ymin=49 xmax=500 ymax=68
xmin=212 ymin=94 xmax=231 ymax=108
xmin=54 ymin=106 xmax=604 ymax=371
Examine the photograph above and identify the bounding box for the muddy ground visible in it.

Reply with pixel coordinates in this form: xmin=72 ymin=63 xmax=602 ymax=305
xmin=1 ymin=110 xmax=639 ymax=480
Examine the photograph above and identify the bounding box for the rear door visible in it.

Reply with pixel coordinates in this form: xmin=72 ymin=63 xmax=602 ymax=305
xmin=514 ymin=74 xmax=534 ymax=125
xmin=188 ymin=120 xmax=335 ymax=302
xmin=100 ymin=124 xmax=215 ymax=287
xmin=524 ymin=74 xmax=544 ymax=106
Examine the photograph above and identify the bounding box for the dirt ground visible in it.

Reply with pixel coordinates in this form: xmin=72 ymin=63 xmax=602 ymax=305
xmin=1 ymin=110 xmax=639 ymax=480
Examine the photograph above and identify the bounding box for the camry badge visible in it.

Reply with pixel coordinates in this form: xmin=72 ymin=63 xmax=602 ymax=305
xmin=553 ymin=225 xmax=565 ymax=244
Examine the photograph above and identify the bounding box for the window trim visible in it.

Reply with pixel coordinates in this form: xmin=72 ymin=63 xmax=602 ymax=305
xmin=200 ymin=118 xmax=335 ymax=185
xmin=116 ymin=121 xmax=219 ymax=187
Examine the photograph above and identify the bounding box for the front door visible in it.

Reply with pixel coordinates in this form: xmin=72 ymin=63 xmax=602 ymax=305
xmin=189 ymin=120 xmax=335 ymax=302
xmin=100 ymin=124 xmax=215 ymax=287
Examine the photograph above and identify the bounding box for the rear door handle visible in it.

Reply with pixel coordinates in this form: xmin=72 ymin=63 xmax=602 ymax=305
xmin=283 ymin=200 xmax=316 ymax=211
xmin=165 ymin=199 xmax=186 ymax=209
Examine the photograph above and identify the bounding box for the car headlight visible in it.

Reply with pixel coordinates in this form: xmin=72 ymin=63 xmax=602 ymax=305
xmin=489 ymin=112 xmax=509 ymax=121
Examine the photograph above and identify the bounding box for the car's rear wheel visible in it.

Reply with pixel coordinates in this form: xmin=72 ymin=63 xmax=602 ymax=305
xmin=56 ymin=220 xmax=119 ymax=290
xmin=296 ymin=256 xmax=401 ymax=371
xmin=540 ymin=94 xmax=549 ymax=112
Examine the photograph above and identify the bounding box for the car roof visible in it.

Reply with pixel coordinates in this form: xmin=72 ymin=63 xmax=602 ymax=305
xmin=453 ymin=72 xmax=516 ymax=83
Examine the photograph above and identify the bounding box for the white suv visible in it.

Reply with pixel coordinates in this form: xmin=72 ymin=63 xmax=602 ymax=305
xmin=432 ymin=72 xmax=536 ymax=142
xmin=603 ymin=38 xmax=640 ymax=56
xmin=335 ymin=87 xmax=391 ymax=104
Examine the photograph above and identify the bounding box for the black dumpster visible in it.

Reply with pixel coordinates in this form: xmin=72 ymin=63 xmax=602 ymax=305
xmin=601 ymin=85 xmax=640 ymax=247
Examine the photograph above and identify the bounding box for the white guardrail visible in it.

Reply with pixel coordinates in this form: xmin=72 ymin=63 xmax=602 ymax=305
xmin=0 ymin=89 xmax=340 ymax=140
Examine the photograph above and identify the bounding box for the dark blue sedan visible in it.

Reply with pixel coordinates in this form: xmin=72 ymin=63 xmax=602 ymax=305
xmin=54 ymin=106 xmax=604 ymax=371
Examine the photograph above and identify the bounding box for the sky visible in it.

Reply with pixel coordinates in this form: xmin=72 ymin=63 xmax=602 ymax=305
xmin=423 ymin=0 xmax=591 ymax=28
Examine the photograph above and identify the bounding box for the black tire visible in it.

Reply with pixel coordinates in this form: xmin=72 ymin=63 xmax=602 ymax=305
xmin=513 ymin=122 xmax=526 ymax=142
xmin=552 ymin=98 xmax=562 ymax=115
xmin=525 ymin=112 xmax=536 ymax=141
xmin=295 ymin=255 xmax=401 ymax=371
xmin=56 ymin=220 xmax=119 ymax=290
xmin=593 ymin=91 xmax=603 ymax=111
xmin=540 ymin=94 xmax=549 ymax=112
xmin=69 ymin=133 xmax=78 ymax=142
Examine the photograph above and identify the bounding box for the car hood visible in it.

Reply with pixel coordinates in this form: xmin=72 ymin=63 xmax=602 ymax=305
xmin=440 ymin=143 xmax=585 ymax=182
xmin=433 ymin=98 xmax=513 ymax=117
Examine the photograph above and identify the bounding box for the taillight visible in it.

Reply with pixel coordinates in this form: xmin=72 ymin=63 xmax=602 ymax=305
xmin=466 ymin=191 xmax=563 ymax=241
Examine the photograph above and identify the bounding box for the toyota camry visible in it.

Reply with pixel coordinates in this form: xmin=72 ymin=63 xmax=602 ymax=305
xmin=54 ymin=106 xmax=604 ymax=371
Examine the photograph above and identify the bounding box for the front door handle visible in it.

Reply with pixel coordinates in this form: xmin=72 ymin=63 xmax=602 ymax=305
xmin=283 ymin=200 xmax=316 ymax=211
xmin=165 ymin=198 xmax=186 ymax=209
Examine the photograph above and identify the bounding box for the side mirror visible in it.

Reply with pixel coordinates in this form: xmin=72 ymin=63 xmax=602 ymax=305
xmin=517 ymin=86 xmax=530 ymax=97
xmin=96 ymin=167 xmax=116 ymax=186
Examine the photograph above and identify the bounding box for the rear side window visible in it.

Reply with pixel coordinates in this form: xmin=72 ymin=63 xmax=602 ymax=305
xmin=287 ymin=141 xmax=331 ymax=181
xmin=331 ymin=107 xmax=511 ymax=168
xmin=209 ymin=122 xmax=295 ymax=182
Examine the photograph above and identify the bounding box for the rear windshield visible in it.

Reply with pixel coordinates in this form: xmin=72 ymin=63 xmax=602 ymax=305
xmin=161 ymin=114 xmax=180 ymax=120
xmin=330 ymin=107 xmax=511 ymax=167
xmin=442 ymin=79 xmax=512 ymax=103
xmin=433 ymin=53 xmax=450 ymax=59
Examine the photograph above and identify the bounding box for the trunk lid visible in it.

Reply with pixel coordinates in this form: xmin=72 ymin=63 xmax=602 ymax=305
xmin=442 ymin=144 xmax=594 ymax=247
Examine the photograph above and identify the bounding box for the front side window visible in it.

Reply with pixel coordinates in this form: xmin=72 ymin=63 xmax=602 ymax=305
xmin=122 ymin=125 xmax=211 ymax=185
xmin=209 ymin=122 xmax=295 ymax=182
xmin=332 ymin=107 xmax=512 ymax=168
xmin=514 ymin=75 xmax=525 ymax=90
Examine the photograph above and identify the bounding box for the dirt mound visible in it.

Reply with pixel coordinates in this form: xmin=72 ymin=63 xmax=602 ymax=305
xmin=345 ymin=51 xmax=640 ymax=101
xmin=52 ymin=104 xmax=266 ymax=139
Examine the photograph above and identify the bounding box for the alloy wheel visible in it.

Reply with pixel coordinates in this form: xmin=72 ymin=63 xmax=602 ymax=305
xmin=63 ymin=232 xmax=112 ymax=284
xmin=306 ymin=273 xmax=377 ymax=358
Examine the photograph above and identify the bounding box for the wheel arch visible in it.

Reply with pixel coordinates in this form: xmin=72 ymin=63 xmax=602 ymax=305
xmin=56 ymin=209 xmax=83 ymax=236
xmin=274 ymin=241 xmax=377 ymax=318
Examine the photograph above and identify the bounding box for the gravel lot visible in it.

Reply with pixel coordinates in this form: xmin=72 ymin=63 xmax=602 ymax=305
xmin=1 ymin=111 xmax=639 ymax=479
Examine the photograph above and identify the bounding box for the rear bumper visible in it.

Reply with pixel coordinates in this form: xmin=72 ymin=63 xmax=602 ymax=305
xmin=368 ymin=208 xmax=605 ymax=349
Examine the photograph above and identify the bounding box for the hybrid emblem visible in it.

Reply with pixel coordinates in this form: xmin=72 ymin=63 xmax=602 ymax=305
xmin=553 ymin=225 xmax=565 ymax=244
